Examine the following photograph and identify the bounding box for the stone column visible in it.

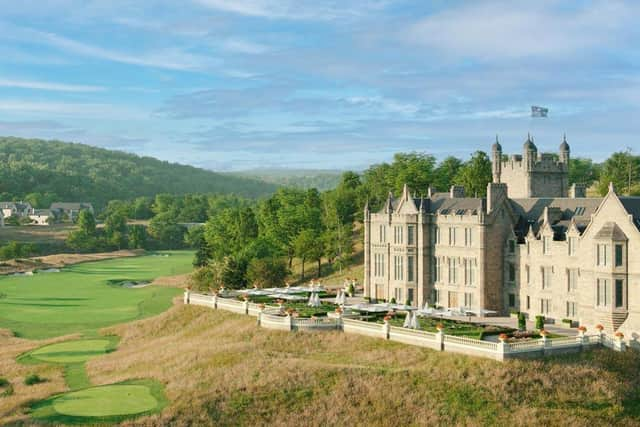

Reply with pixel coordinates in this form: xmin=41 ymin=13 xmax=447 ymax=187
xmin=183 ymin=288 xmax=190 ymax=305
xmin=383 ymin=317 xmax=391 ymax=339
xmin=212 ymin=293 xmax=218 ymax=309
xmin=436 ymin=324 xmax=444 ymax=351
xmin=614 ymin=333 xmax=626 ymax=352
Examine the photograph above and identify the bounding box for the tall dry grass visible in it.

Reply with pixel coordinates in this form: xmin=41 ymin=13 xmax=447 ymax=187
xmin=0 ymin=330 xmax=78 ymax=425
xmin=84 ymin=299 xmax=640 ymax=426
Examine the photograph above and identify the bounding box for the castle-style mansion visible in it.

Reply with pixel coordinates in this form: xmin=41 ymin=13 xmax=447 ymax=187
xmin=363 ymin=136 xmax=640 ymax=336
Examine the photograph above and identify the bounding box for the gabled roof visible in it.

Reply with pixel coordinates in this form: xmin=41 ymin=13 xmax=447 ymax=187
xmin=594 ymin=222 xmax=628 ymax=241
xmin=620 ymin=197 xmax=640 ymax=231
xmin=509 ymin=197 xmax=602 ymax=240
xmin=50 ymin=202 xmax=93 ymax=211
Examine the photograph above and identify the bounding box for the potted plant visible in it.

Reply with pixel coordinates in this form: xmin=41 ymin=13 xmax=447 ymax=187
xmin=560 ymin=318 xmax=573 ymax=329
xmin=498 ymin=333 xmax=509 ymax=342
xmin=595 ymin=324 xmax=604 ymax=333
xmin=535 ymin=315 xmax=545 ymax=330
xmin=615 ymin=331 xmax=624 ymax=340
xmin=539 ymin=329 xmax=549 ymax=338
xmin=510 ymin=310 xmax=520 ymax=319
xmin=436 ymin=323 xmax=444 ymax=332
xmin=383 ymin=315 xmax=392 ymax=322
xmin=577 ymin=325 xmax=587 ymax=333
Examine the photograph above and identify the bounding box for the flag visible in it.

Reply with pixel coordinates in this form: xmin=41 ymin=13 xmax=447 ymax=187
xmin=531 ymin=106 xmax=548 ymax=117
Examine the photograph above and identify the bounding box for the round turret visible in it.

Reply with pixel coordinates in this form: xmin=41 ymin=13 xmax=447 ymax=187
xmin=523 ymin=133 xmax=537 ymax=152
xmin=559 ymin=134 xmax=570 ymax=152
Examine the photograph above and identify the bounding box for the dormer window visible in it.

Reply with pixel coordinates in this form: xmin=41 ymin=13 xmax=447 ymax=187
xmin=596 ymin=244 xmax=609 ymax=266
xmin=568 ymin=237 xmax=577 ymax=256
xmin=543 ymin=236 xmax=551 ymax=255
xmin=615 ymin=244 xmax=624 ymax=267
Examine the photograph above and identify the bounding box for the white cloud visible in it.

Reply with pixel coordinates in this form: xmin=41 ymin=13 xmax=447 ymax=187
xmin=406 ymin=1 xmax=636 ymax=60
xmin=222 ymin=38 xmax=270 ymax=54
xmin=0 ymin=100 xmax=147 ymax=119
xmin=0 ymin=78 xmax=105 ymax=92
xmin=193 ymin=0 xmax=392 ymax=21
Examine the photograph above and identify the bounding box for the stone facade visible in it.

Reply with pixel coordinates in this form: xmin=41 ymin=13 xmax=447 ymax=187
xmin=364 ymin=136 xmax=640 ymax=340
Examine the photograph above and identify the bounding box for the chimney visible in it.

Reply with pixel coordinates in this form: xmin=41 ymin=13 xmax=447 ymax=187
xmin=569 ymin=184 xmax=586 ymax=198
xmin=486 ymin=183 xmax=508 ymax=213
xmin=427 ymin=185 xmax=434 ymax=198
xmin=450 ymin=185 xmax=465 ymax=198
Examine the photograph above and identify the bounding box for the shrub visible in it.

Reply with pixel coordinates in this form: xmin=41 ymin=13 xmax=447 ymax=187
xmin=390 ymin=297 xmax=396 ymax=304
xmin=0 ymin=378 xmax=13 ymax=397
xmin=24 ymin=374 xmax=46 ymax=386
xmin=562 ymin=318 xmax=572 ymax=324
xmin=535 ymin=315 xmax=545 ymax=330
xmin=517 ymin=313 xmax=526 ymax=330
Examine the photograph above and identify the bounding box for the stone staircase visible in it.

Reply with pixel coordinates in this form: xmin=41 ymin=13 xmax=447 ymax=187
xmin=598 ymin=311 xmax=628 ymax=332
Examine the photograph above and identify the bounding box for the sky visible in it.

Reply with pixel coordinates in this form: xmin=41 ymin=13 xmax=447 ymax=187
xmin=0 ymin=0 xmax=639 ymax=171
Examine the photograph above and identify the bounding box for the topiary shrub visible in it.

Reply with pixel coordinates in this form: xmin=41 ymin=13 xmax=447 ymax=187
xmin=390 ymin=297 xmax=396 ymax=304
xmin=24 ymin=374 xmax=46 ymax=386
xmin=0 ymin=378 xmax=13 ymax=397
xmin=518 ymin=312 xmax=526 ymax=331
xmin=535 ymin=315 xmax=545 ymax=330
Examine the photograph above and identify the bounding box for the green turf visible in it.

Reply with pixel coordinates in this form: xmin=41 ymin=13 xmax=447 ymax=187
xmin=30 ymin=379 xmax=168 ymax=424
xmin=27 ymin=339 xmax=114 ymax=363
xmin=0 ymin=251 xmax=193 ymax=339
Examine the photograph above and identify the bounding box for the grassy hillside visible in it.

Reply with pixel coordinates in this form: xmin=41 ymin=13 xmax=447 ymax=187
xmin=5 ymin=305 xmax=636 ymax=425
xmin=0 ymin=137 xmax=277 ymax=208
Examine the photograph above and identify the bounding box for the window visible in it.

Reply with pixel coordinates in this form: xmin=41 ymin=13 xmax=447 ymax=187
xmin=463 ymin=258 xmax=477 ymax=286
xmin=394 ymin=226 xmax=403 ymax=244
xmin=566 ymin=301 xmax=577 ymax=318
xmin=434 ymin=226 xmax=440 ymax=244
xmin=465 ymin=228 xmax=473 ymax=247
xmin=596 ymin=279 xmax=609 ymax=307
xmin=568 ymin=237 xmax=577 ymax=256
xmin=432 ymin=289 xmax=440 ymax=305
xmin=407 ymin=288 xmax=414 ymax=305
xmin=433 ymin=256 xmax=441 ymax=282
xmin=526 ymin=241 xmax=530 ymax=255
xmin=407 ymin=255 xmax=415 ymax=282
xmin=374 ymin=254 xmax=385 ymax=277
xmin=540 ymin=298 xmax=551 ymax=314
xmin=464 ymin=292 xmax=473 ymax=308
xmin=542 ymin=267 xmax=552 ymax=289
xmin=543 ymin=236 xmax=551 ymax=255
xmin=508 ymin=263 xmax=516 ymax=282
xmin=597 ymin=244 xmax=609 ymax=266
xmin=508 ymin=293 xmax=516 ymax=307
xmin=394 ymin=287 xmax=403 ymax=303
xmin=615 ymin=279 xmax=625 ymax=308
xmin=379 ymin=225 xmax=386 ymax=243
xmin=508 ymin=240 xmax=515 ymax=254
xmin=526 ymin=295 xmax=530 ymax=310
xmin=394 ymin=256 xmax=403 ymax=280
xmin=407 ymin=225 xmax=415 ymax=245
xmin=615 ymin=244 xmax=624 ymax=267
xmin=448 ymin=257 xmax=457 ymax=284
xmin=449 ymin=227 xmax=457 ymax=246
xmin=525 ymin=265 xmax=530 ymax=284
xmin=567 ymin=269 xmax=578 ymax=292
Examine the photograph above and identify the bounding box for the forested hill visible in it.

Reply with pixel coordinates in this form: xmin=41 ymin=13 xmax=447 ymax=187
xmin=0 ymin=137 xmax=277 ymax=208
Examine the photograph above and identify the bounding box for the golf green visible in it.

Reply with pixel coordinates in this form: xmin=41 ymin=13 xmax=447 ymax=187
xmin=30 ymin=379 xmax=168 ymax=424
xmin=27 ymin=339 xmax=114 ymax=364
xmin=53 ymin=385 xmax=158 ymax=416
xmin=0 ymin=251 xmax=193 ymax=339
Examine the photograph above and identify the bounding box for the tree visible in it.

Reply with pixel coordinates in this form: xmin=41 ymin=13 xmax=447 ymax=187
xmin=128 ymin=224 xmax=148 ymax=249
xmin=246 ymin=257 xmax=289 ymax=288
xmin=204 ymin=207 xmax=258 ymax=261
xmin=104 ymin=211 xmax=128 ymax=249
xmin=597 ymin=150 xmax=640 ymax=196
xmin=434 ymin=156 xmax=463 ymax=192
xmin=77 ymin=210 xmax=96 ymax=235
xmin=454 ymin=151 xmax=492 ymax=197
xmin=294 ymin=229 xmax=320 ymax=280
xmin=569 ymin=158 xmax=599 ymax=187
xmin=210 ymin=256 xmax=247 ymax=290
xmin=148 ymin=213 xmax=186 ymax=249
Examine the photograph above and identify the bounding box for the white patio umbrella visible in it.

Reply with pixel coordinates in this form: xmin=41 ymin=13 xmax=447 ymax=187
xmin=334 ymin=290 xmax=342 ymax=305
xmin=340 ymin=291 xmax=347 ymax=305
xmin=314 ymin=293 xmax=321 ymax=307
xmin=307 ymin=293 xmax=315 ymax=306
xmin=403 ymin=311 xmax=411 ymax=328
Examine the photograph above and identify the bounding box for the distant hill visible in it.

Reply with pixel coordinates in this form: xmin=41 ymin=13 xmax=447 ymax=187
xmin=0 ymin=137 xmax=277 ymax=208
xmin=228 ymin=168 xmax=344 ymax=191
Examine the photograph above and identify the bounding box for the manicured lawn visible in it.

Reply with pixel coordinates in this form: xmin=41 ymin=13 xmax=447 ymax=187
xmin=0 ymin=251 xmax=193 ymax=339
xmin=29 ymin=379 xmax=168 ymax=425
xmin=22 ymin=338 xmax=117 ymax=364
xmin=382 ymin=316 xmax=514 ymax=339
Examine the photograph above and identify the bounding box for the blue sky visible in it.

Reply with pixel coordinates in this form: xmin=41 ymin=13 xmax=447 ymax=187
xmin=0 ymin=1 xmax=639 ymax=171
